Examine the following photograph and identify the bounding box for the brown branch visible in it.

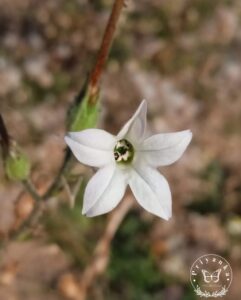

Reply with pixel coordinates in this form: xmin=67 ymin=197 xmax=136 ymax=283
xmin=79 ymin=195 xmax=134 ymax=299
xmin=89 ymin=0 xmax=126 ymax=100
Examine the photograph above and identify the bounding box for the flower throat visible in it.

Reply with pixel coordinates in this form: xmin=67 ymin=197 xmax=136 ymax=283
xmin=114 ymin=139 xmax=134 ymax=164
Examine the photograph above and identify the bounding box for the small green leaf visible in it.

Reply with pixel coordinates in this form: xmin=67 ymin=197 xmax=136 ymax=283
xmin=6 ymin=151 xmax=30 ymax=181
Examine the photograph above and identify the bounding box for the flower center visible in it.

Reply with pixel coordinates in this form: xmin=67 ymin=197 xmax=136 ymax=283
xmin=114 ymin=139 xmax=134 ymax=164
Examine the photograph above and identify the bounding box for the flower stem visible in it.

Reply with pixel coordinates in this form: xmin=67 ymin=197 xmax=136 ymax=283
xmin=22 ymin=179 xmax=42 ymax=202
xmin=43 ymin=148 xmax=72 ymax=199
xmin=88 ymin=0 xmax=126 ymax=101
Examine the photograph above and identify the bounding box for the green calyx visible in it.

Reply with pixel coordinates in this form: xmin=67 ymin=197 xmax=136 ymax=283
xmin=114 ymin=139 xmax=134 ymax=164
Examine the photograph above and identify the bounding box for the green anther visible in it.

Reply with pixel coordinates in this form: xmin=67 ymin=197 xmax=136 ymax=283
xmin=114 ymin=139 xmax=134 ymax=164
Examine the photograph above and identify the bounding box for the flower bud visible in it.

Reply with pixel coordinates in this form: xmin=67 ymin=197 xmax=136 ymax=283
xmin=5 ymin=147 xmax=30 ymax=181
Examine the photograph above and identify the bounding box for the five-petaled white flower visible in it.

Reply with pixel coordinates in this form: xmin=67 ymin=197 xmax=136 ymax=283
xmin=65 ymin=100 xmax=192 ymax=220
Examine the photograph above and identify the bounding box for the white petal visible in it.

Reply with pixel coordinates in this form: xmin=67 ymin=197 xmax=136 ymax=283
xmin=65 ymin=129 xmax=116 ymax=167
xmin=129 ymin=165 xmax=172 ymax=220
xmin=139 ymin=130 xmax=192 ymax=167
xmin=82 ymin=164 xmax=115 ymax=214
xmin=68 ymin=129 xmax=116 ymax=150
xmin=117 ymin=100 xmax=147 ymax=144
xmin=83 ymin=165 xmax=128 ymax=217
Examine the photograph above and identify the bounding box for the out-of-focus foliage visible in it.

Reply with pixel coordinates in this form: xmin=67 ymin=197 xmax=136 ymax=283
xmin=107 ymin=212 xmax=161 ymax=299
xmin=186 ymin=161 xmax=226 ymax=214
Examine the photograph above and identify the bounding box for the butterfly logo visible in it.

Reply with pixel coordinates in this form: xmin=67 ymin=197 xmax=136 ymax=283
xmin=202 ymin=269 xmax=222 ymax=283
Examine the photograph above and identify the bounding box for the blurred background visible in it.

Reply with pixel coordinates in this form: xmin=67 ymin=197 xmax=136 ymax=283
xmin=0 ymin=0 xmax=241 ymax=299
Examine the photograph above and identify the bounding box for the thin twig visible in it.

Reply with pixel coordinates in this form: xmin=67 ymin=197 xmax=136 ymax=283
xmin=0 ymin=198 xmax=43 ymax=250
xmin=43 ymin=148 xmax=72 ymax=199
xmin=62 ymin=175 xmax=83 ymax=208
xmin=9 ymin=200 xmax=43 ymax=241
xmin=22 ymin=179 xmax=42 ymax=202
xmin=77 ymin=195 xmax=134 ymax=300
xmin=89 ymin=0 xmax=126 ymax=100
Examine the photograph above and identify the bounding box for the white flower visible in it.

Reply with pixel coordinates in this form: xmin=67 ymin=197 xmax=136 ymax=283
xmin=64 ymin=100 xmax=192 ymax=220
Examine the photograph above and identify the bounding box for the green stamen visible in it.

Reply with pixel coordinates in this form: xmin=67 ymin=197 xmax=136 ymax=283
xmin=114 ymin=139 xmax=134 ymax=164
